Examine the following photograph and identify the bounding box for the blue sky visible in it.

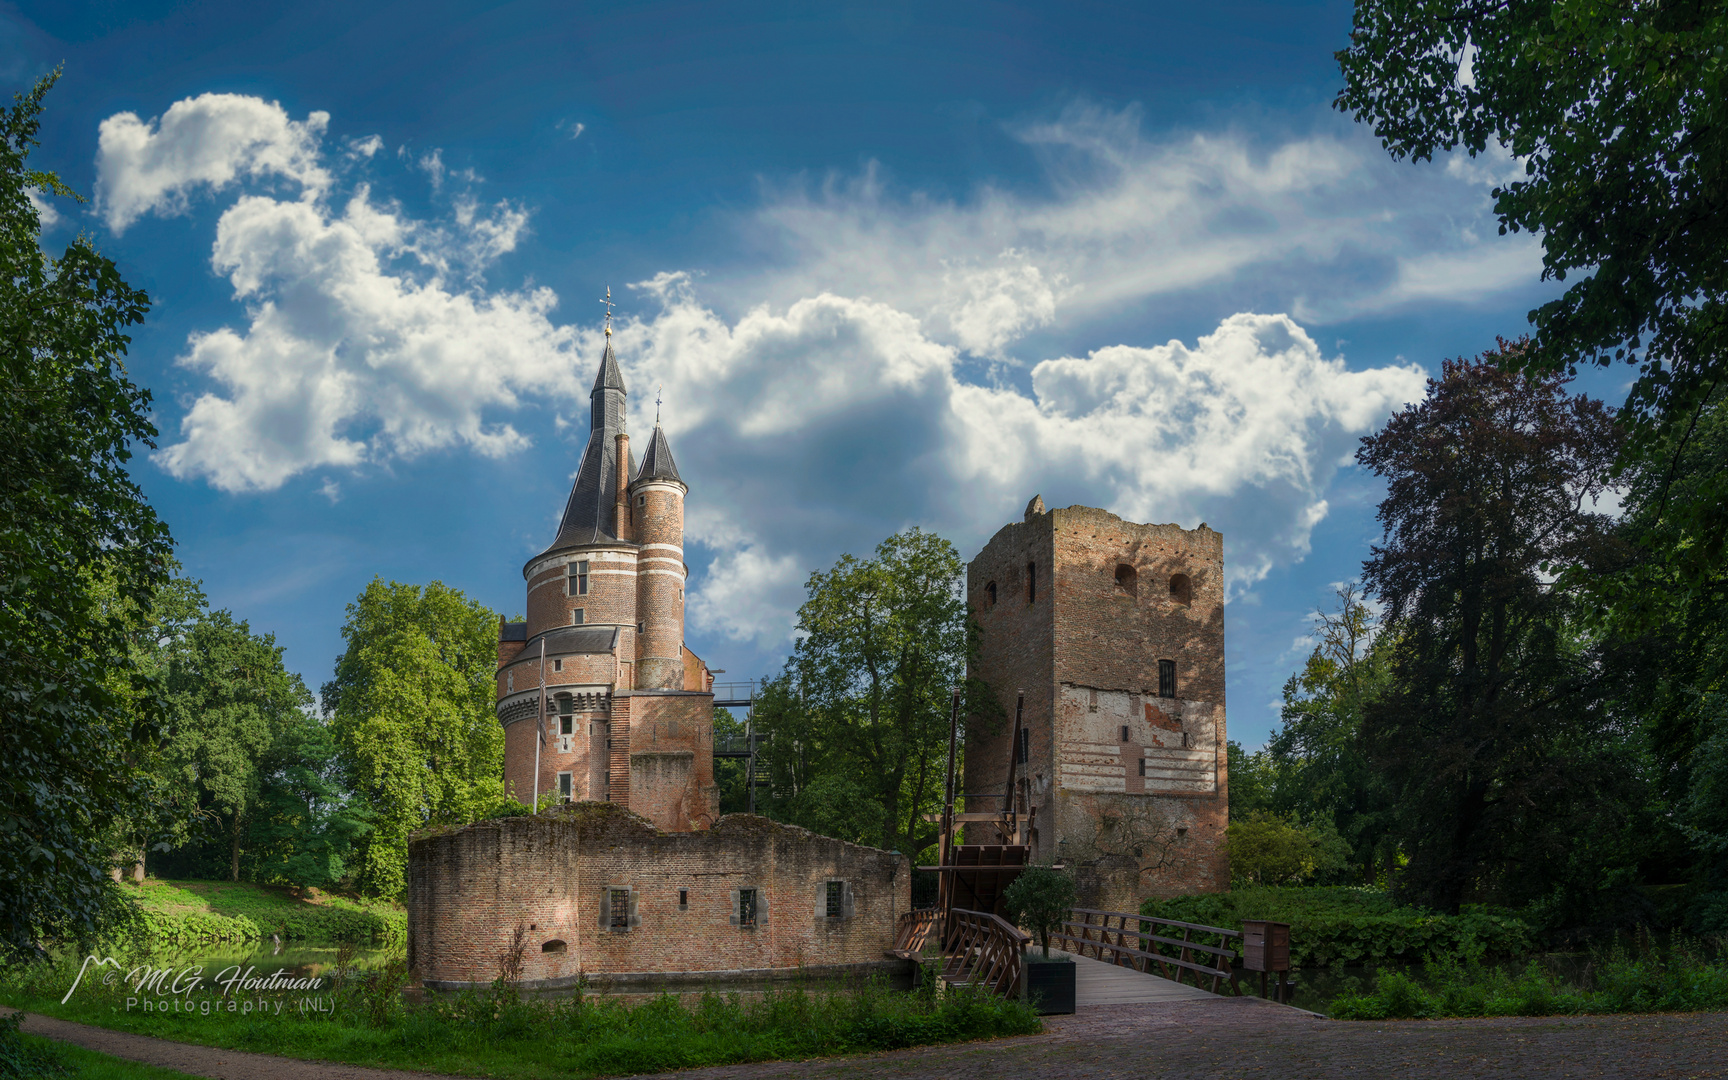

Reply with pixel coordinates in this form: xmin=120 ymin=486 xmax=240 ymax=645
xmin=10 ymin=0 xmax=1598 ymax=746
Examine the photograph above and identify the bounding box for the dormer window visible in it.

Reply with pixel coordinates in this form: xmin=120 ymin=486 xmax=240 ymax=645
xmin=569 ymin=560 xmax=590 ymax=596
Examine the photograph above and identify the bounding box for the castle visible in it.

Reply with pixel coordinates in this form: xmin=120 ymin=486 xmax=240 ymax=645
xmin=489 ymin=320 xmax=719 ymax=830
xmin=405 ymin=331 xmax=1227 ymax=989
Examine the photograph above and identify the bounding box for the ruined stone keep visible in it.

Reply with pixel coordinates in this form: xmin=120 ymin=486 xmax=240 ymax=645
xmin=963 ymin=497 xmax=1230 ymax=912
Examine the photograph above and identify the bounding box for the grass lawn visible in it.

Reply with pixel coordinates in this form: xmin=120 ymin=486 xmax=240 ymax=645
xmin=21 ymin=1032 xmax=210 ymax=1080
xmin=0 ymin=957 xmax=1038 ymax=1080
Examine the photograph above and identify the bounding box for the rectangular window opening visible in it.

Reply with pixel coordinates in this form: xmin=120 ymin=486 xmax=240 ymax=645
xmin=561 ymin=714 xmax=573 ymax=736
xmin=569 ymin=560 xmax=590 ymax=596
xmin=609 ymin=889 xmax=629 ymax=929
xmin=678 ymin=889 xmax=688 ymax=910
xmin=1158 ymin=660 xmax=1177 ymax=699
xmin=553 ymin=658 xmax=563 ymax=672
xmin=558 ymin=772 xmax=572 ymax=802
xmin=825 ymin=880 xmax=843 ymax=919
xmin=1121 ymin=725 xmax=1130 ymax=743
xmin=739 ymin=888 xmax=758 ymax=928
xmin=1027 ymin=561 xmax=1037 ymax=603
xmin=1138 ymin=758 xmax=1147 ymax=777
xmin=572 ymin=610 xmax=585 ymax=625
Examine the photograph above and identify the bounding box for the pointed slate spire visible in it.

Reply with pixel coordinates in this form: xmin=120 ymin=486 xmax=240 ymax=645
xmin=542 ymin=332 xmax=631 ymax=554
xmin=592 ymin=337 xmax=626 ymax=393
xmin=635 ymin=424 xmax=683 ymax=485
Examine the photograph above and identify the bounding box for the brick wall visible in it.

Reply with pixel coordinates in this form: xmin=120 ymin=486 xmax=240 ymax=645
xmin=628 ymin=692 xmax=720 ymax=831
xmin=407 ymin=805 xmax=909 ymax=988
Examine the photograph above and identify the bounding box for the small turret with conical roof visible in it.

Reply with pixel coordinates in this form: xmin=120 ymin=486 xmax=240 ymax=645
xmin=631 ymin=393 xmax=689 ymax=690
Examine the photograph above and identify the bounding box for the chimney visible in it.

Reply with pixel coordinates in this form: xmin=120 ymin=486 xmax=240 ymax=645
xmin=613 ymin=430 xmax=632 ymax=542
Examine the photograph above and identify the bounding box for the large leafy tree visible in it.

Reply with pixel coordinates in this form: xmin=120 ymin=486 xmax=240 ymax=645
xmin=322 ymin=579 xmax=506 ymax=898
xmin=0 ymin=72 xmax=172 ymax=957
xmin=1335 ymin=0 xmax=1728 ymax=574
xmin=156 ymin=608 xmax=317 ymax=881
xmin=1267 ymin=585 xmax=1397 ymax=884
xmin=1358 ymin=350 xmax=1637 ymax=913
xmin=754 ymin=528 xmax=993 ymax=858
xmin=1592 ymin=386 xmax=1728 ymax=927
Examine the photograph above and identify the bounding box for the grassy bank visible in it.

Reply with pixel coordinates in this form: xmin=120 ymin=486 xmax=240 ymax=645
xmin=1140 ymin=886 xmax=1533 ymax=967
xmin=0 ymin=954 xmax=1039 ymax=1079
xmin=123 ymin=880 xmax=405 ymax=947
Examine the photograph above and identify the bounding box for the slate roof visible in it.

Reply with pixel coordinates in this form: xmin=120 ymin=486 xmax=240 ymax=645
xmin=505 ymin=625 xmax=621 ymax=662
xmin=634 ymin=424 xmax=683 ymax=485
xmin=541 ymin=339 xmax=631 ymax=555
xmin=500 ymin=621 xmax=528 ymax=642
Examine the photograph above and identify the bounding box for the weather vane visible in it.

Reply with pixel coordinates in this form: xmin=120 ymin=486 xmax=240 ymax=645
xmin=599 ymin=286 xmax=616 ymax=336
xmin=656 ymin=384 xmax=663 ymax=424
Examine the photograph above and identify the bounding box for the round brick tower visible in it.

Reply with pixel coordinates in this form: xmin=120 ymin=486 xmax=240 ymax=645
xmin=631 ymin=424 xmax=686 ymax=690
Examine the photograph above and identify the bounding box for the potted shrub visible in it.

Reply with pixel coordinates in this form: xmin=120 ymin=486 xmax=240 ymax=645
xmin=1002 ymin=865 xmax=1077 ymax=1014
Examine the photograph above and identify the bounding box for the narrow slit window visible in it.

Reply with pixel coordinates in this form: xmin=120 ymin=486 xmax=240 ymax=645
xmin=569 ymin=560 xmax=590 ymax=596
xmin=678 ymin=889 xmax=688 ymax=910
xmin=1027 ymin=561 xmax=1037 ymax=603
xmin=1159 ymin=659 xmax=1177 ymax=699
xmin=984 ymin=581 xmax=997 ymax=608
xmin=609 ymin=889 xmax=630 ymax=929
xmin=825 ymin=881 xmax=843 ymax=919
xmin=1016 ymin=728 xmax=1029 ymax=764
xmin=1121 ymin=725 xmax=1130 ymax=743
xmin=1139 ymin=758 xmax=1147 ymax=777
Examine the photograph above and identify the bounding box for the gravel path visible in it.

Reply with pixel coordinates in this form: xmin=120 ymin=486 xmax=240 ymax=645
xmin=20 ymin=1002 xmax=1728 ymax=1080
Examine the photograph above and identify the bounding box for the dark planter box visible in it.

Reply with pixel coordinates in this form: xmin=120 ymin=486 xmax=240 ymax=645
xmin=1023 ymin=954 xmax=1076 ymax=1015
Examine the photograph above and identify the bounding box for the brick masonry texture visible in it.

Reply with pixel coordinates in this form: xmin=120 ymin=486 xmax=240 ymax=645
xmin=407 ymin=804 xmax=910 ymax=986
xmin=964 ymin=502 xmax=1229 ymax=910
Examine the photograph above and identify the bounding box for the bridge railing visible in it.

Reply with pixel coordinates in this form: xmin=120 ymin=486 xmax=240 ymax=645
xmin=1049 ymin=907 xmax=1243 ymax=995
xmin=939 ymin=908 xmax=1030 ymax=997
xmin=890 ymin=907 xmax=942 ymax=959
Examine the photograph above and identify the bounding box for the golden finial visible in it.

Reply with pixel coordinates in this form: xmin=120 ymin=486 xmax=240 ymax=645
xmin=599 ymin=286 xmax=616 ymax=337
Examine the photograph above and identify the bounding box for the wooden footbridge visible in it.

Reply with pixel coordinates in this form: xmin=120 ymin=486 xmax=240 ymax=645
xmin=890 ymin=690 xmax=1284 ymax=1007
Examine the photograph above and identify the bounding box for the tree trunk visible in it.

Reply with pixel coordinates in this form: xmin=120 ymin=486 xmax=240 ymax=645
xmin=230 ymin=817 xmax=242 ymax=882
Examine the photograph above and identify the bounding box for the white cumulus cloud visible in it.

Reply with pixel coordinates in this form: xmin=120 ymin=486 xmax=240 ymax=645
xmin=612 ymin=279 xmax=1427 ymax=645
xmin=153 ymin=187 xmax=581 ymax=492
xmin=96 ymin=93 xmax=331 ymax=233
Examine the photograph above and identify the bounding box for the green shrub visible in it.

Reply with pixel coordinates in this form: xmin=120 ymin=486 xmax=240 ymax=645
xmin=0 ymin=1012 xmax=65 ymax=1080
xmin=1002 ymin=867 xmax=1077 ymax=958
xmin=1140 ymin=886 xmax=1533 ymax=967
xmin=1329 ymin=938 xmax=1728 ymax=1019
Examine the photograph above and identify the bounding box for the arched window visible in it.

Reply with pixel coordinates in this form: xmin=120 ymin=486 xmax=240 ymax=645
xmin=984 ymin=581 xmax=997 ymax=608
xmin=1115 ymin=564 xmax=1137 ymax=597
xmin=541 ymin=939 xmax=567 ymax=954
xmin=1169 ymin=573 xmax=1192 ymax=606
